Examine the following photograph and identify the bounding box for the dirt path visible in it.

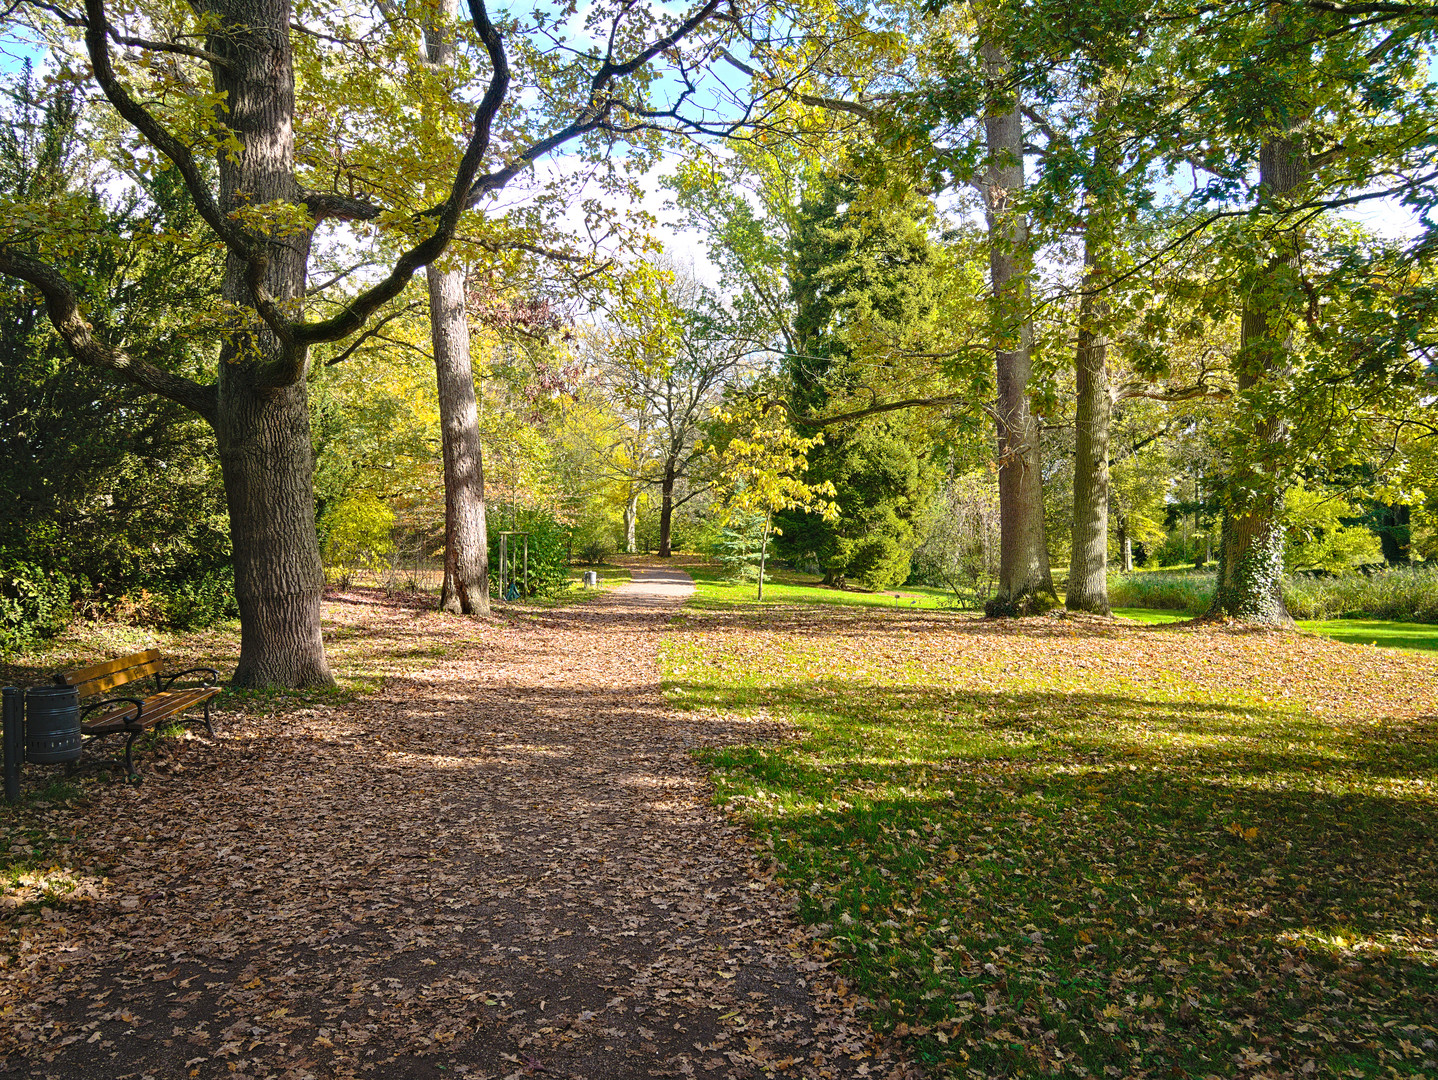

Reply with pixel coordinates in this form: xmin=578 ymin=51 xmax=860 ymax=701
xmin=1 ymin=572 xmax=915 ymax=1080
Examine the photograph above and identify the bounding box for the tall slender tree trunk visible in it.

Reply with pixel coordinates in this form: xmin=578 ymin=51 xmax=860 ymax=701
xmin=430 ymin=269 xmax=490 ymax=614
xmin=624 ymin=489 xmax=639 ymax=553
xmin=1067 ymin=99 xmax=1117 ymax=615
xmin=980 ymin=41 xmax=1056 ymax=617
xmin=423 ymin=0 xmax=489 ymax=616
xmin=210 ymin=0 xmax=332 ymax=687
xmin=657 ymin=457 xmax=677 ymax=557
xmin=1209 ymin=135 xmax=1305 ymax=623
xmin=1118 ymin=513 xmax=1133 ymax=573
xmin=1067 ymin=228 xmax=1112 ymax=614
xmin=758 ymin=513 xmax=770 ymax=602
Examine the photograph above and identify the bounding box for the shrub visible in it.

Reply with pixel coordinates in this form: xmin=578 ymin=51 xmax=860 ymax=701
xmin=1109 ymin=564 xmax=1438 ymax=622
xmin=490 ymin=509 xmax=572 ymax=597
xmin=322 ymin=494 xmax=396 ymax=573
xmin=151 ymin=568 xmax=238 ymax=629
xmin=912 ymin=476 xmax=1001 ymax=607
xmin=669 ymin=513 xmax=721 ymax=555
xmin=0 ymin=553 xmax=76 ymax=653
xmin=1108 ymin=571 xmax=1214 ymax=615
xmin=568 ymin=512 xmax=617 ymax=566
xmin=714 ymin=514 xmax=767 ymax=583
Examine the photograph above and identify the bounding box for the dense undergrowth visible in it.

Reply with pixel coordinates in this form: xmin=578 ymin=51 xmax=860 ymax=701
xmin=1110 ymin=565 xmax=1438 ymax=623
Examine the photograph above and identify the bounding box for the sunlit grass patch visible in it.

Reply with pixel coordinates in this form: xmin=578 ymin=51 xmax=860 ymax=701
xmin=1115 ymin=608 xmax=1438 ymax=652
xmin=687 ymin=563 xmax=956 ymax=610
xmin=1297 ymin=618 xmax=1438 ymax=652
xmin=664 ymin=605 xmax=1438 ymax=1079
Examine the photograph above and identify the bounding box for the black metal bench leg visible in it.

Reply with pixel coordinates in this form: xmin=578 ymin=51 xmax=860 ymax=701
xmin=122 ymin=729 xmax=142 ymax=783
xmin=203 ymin=698 xmax=215 ymax=737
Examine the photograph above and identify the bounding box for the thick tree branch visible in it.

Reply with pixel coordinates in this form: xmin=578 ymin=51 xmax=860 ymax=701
xmin=1113 ymin=379 xmax=1232 ymax=404
xmin=304 ymin=191 xmax=384 ymax=224
xmin=0 ymin=246 xmax=218 ymax=423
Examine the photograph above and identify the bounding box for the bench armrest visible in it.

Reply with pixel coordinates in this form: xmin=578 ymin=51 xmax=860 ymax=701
xmin=80 ymin=696 xmax=146 ymax=730
xmin=158 ymin=667 xmax=220 ymax=690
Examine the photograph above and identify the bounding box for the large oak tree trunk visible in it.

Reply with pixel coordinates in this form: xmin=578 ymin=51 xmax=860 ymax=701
xmin=657 ymin=458 xmax=676 ymax=557
xmin=429 ymin=268 xmax=491 ymax=614
xmin=1209 ymin=136 xmax=1305 ymax=624
xmin=210 ymin=0 xmax=332 ymax=687
xmin=423 ymin=0 xmax=489 ymax=615
xmin=980 ymin=42 xmax=1056 ymax=617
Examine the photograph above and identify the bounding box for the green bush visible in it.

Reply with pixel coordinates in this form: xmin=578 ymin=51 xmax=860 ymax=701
xmin=490 ymin=510 xmax=571 ymax=597
xmin=567 ymin=512 xmax=617 ymax=566
xmin=321 ymin=494 xmax=395 ymax=572
xmin=0 ymin=553 xmax=76 ymax=652
xmin=149 ymin=568 xmax=238 ymax=629
xmin=715 ymin=514 xmax=767 ymax=583
xmin=1109 ymin=564 xmax=1438 ymax=622
xmin=669 ymin=513 xmax=721 ymax=555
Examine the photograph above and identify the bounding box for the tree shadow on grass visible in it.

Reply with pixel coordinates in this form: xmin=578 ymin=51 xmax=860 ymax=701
xmin=677 ymin=677 xmax=1438 ymax=1077
xmin=670 ymin=677 xmax=1438 ymax=785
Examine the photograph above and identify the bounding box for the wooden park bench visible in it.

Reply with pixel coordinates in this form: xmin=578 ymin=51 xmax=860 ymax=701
xmin=52 ymin=649 xmax=223 ymax=781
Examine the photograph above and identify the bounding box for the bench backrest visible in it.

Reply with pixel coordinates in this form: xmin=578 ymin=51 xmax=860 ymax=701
xmin=55 ymin=649 xmax=162 ymax=698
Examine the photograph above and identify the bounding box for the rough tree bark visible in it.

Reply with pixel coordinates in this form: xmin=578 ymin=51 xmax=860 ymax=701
xmin=422 ymin=0 xmax=490 ymax=616
xmin=1208 ymin=135 xmax=1305 ymax=624
xmin=980 ymin=41 xmax=1057 ymax=617
xmin=1066 ymin=101 xmax=1117 ymax=615
xmin=428 ymin=269 xmax=491 ymax=614
xmin=210 ymin=0 xmax=331 ymax=687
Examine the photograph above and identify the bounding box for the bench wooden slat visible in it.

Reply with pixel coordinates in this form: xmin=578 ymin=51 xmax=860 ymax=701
xmin=72 ymin=660 xmax=163 ymax=700
xmin=58 ymin=650 xmax=162 ymax=689
xmin=82 ymin=686 xmax=220 ymax=736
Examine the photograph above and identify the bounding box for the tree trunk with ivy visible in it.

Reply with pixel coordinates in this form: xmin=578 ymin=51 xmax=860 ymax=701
xmin=1208 ymin=135 xmax=1305 ymax=624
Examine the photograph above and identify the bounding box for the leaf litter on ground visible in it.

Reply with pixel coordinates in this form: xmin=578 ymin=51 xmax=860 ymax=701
xmin=0 ymin=581 xmax=918 ymax=1080
xmin=662 ymin=604 xmax=1438 ymax=1080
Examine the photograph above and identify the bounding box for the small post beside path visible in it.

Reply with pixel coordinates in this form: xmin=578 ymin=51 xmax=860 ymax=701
xmin=3 ymin=687 xmax=22 ymax=804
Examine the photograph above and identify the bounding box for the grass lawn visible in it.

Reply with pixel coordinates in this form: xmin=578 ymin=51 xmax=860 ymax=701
xmin=1114 ymin=608 xmax=1438 ymax=652
xmin=687 ymin=563 xmax=961 ymax=611
xmin=663 ymin=602 xmax=1438 ymax=1079
xmin=1296 ymin=619 xmax=1438 ymax=653
xmin=1112 ymin=607 xmax=1191 ymax=625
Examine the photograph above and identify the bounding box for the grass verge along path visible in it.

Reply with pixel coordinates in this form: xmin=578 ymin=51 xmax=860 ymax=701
xmin=1114 ymin=608 xmax=1438 ymax=652
xmin=663 ymin=601 xmax=1438 ymax=1079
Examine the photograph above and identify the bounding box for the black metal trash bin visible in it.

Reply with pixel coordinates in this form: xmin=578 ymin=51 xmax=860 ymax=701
xmin=24 ymin=685 xmax=82 ymax=764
